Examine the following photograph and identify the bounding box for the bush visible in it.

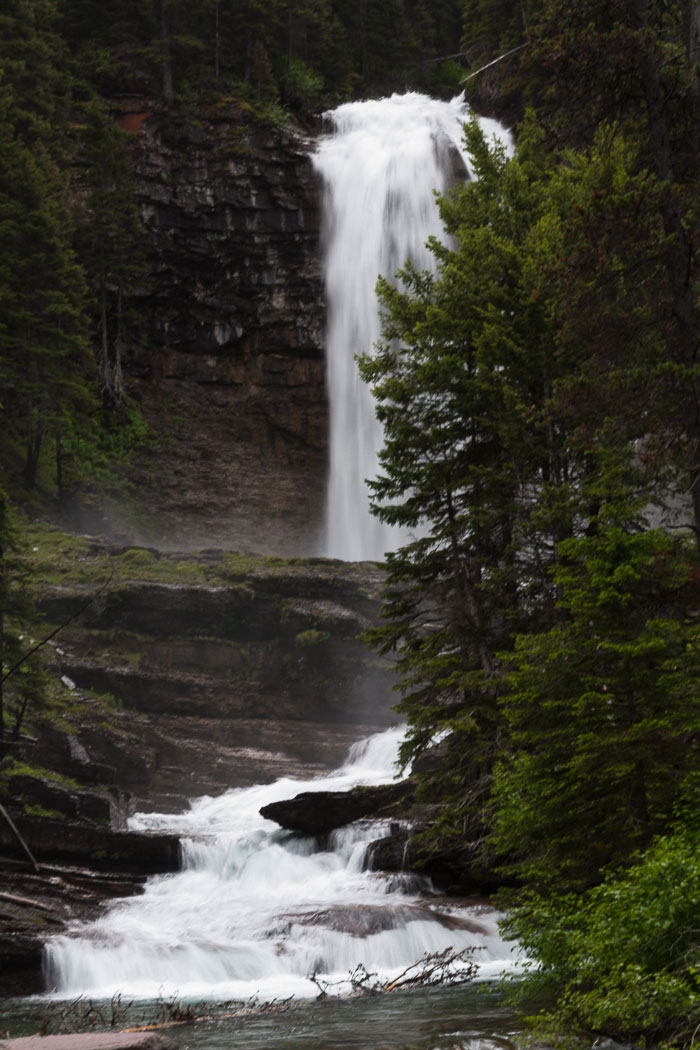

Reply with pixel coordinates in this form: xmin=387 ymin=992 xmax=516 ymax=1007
xmin=502 ymin=828 xmax=700 ymax=1047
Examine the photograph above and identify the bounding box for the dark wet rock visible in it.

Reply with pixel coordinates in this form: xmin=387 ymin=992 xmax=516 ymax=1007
xmin=6 ymin=775 xmax=117 ymax=827
xmin=0 ymin=817 xmax=180 ymax=874
xmin=367 ymin=824 xmax=509 ymax=897
xmin=0 ymin=856 xmax=156 ymax=996
xmin=259 ymin=780 xmax=414 ymax=835
xmin=0 ymin=816 xmax=177 ymax=994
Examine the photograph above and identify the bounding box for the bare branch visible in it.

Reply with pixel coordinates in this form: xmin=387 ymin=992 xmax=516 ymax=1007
xmin=1 ymin=570 xmax=114 ymax=686
xmin=459 ymin=43 xmax=527 ymax=85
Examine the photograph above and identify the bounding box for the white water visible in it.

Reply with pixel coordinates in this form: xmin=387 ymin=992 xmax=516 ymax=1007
xmin=314 ymin=93 xmax=510 ymax=561
xmin=44 ymin=727 xmax=517 ymax=1001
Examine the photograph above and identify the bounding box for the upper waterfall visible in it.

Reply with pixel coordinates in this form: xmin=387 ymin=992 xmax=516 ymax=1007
xmin=313 ymin=93 xmax=510 ymax=562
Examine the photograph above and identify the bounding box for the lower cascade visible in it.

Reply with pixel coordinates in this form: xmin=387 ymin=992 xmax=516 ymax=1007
xmin=313 ymin=93 xmax=510 ymax=562
xmin=44 ymin=728 xmax=516 ymax=1001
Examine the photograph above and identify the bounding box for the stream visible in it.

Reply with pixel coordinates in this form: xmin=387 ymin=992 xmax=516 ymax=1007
xmin=42 ymin=728 xmax=517 ymax=1000
xmin=3 ymin=729 xmax=521 ymax=1048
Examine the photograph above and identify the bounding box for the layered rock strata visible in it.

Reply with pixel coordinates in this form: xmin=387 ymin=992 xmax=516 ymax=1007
xmin=80 ymin=101 xmax=328 ymax=554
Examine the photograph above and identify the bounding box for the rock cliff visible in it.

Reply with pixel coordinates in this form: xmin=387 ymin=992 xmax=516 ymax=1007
xmin=88 ymin=101 xmax=328 ymax=554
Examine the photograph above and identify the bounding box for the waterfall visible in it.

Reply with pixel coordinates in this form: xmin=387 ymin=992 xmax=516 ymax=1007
xmin=44 ymin=727 xmax=517 ymax=1001
xmin=313 ymin=93 xmax=510 ymax=562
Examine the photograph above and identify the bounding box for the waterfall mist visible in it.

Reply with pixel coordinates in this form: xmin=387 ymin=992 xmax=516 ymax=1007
xmin=313 ymin=93 xmax=509 ymax=562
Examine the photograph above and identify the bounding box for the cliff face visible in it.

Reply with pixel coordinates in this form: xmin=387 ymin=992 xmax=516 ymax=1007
xmin=104 ymin=102 xmax=328 ymax=555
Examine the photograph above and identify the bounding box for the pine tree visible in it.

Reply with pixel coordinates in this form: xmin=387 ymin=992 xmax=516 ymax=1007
xmin=72 ymin=100 xmax=145 ymax=406
xmin=359 ymin=120 xmax=567 ymax=841
xmin=526 ymin=0 xmax=700 ymax=545
xmin=0 ymin=7 xmax=94 ymax=493
xmin=491 ymin=465 xmax=700 ymax=892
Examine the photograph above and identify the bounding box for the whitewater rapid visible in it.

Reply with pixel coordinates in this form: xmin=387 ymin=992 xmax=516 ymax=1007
xmin=44 ymin=727 xmax=517 ymax=1002
xmin=314 ymin=92 xmax=511 ymax=562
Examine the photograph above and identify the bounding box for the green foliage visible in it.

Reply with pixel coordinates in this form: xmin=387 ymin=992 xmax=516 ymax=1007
xmin=295 ymin=628 xmax=330 ymax=646
xmin=280 ymin=58 xmax=323 ymax=108
xmin=501 ymin=828 xmax=700 ymax=1047
xmin=359 ymin=9 xmax=700 ymax=1044
xmin=359 ymin=118 xmax=564 ymax=819
xmin=492 ymin=488 xmax=700 ymax=892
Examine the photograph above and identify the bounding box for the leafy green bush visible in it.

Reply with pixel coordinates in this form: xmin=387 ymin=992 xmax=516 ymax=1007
xmin=502 ymin=828 xmax=700 ymax=1047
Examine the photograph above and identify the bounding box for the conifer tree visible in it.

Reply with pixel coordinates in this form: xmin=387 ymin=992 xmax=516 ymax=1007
xmin=0 ymin=3 xmax=94 ymax=493
xmin=491 ymin=463 xmax=700 ymax=892
xmin=72 ymin=100 xmax=145 ymax=406
xmin=359 ymin=120 xmax=567 ymax=840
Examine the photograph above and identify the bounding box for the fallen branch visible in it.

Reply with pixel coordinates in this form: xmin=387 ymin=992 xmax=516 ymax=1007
xmin=39 ymin=992 xmax=297 ymax=1036
xmin=1 ymin=570 xmax=114 ymax=687
xmin=0 ymin=801 xmax=40 ymax=872
xmin=459 ymin=43 xmax=527 ymax=84
xmin=0 ymin=888 xmax=53 ymax=911
xmin=310 ymin=946 xmax=479 ymax=1000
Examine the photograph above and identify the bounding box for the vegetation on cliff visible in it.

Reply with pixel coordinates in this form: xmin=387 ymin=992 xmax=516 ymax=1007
xmin=361 ymin=1 xmax=700 ymax=1045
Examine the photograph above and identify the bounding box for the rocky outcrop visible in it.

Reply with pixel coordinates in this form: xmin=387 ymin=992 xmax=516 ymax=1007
xmin=260 ymin=780 xmax=414 ymax=835
xmin=75 ymin=101 xmax=329 ymax=555
xmin=1 ymin=1029 xmax=178 ymax=1050
xmin=0 ymin=541 xmax=400 ymax=996
xmin=0 ymin=854 xmax=169 ymax=996
xmin=27 ymin=542 xmax=396 ymax=812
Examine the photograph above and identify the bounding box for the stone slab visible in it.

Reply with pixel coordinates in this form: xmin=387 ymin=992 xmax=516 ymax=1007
xmin=0 ymin=1031 xmax=177 ymax=1050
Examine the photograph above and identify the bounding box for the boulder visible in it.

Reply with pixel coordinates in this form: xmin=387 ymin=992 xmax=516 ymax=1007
xmin=259 ymin=779 xmax=414 ymax=835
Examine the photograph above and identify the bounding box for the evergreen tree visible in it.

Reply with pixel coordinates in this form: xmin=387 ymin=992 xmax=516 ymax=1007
xmin=492 ymin=468 xmax=699 ymax=892
xmin=72 ymin=100 xmax=145 ymax=406
xmin=359 ymin=120 xmax=568 ymax=842
xmin=0 ymin=7 xmax=94 ymax=493
xmin=527 ymin=0 xmax=700 ymax=541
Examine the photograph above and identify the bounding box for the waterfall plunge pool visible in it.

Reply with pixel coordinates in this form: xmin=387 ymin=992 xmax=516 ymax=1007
xmin=1 ymin=984 xmax=519 ymax=1050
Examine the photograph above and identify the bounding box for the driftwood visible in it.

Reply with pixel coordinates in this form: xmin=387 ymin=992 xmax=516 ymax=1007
xmin=0 ymin=889 xmax=53 ymax=911
xmin=38 ymin=950 xmax=479 ymax=1037
xmin=37 ymin=992 xmax=297 ymax=1037
xmin=310 ymin=946 xmax=479 ymax=1000
xmin=0 ymin=802 xmax=39 ymax=872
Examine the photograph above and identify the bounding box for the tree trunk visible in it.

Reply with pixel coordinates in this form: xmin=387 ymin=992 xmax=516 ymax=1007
xmin=0 ymin=546 xmax=4 ymax=744
xmin=160 ymin=0 xmax=174 ymax=103
xmin=55 ymin=418 xmax=64 ymax=497
xmin=23 ymin=412 xmax=43 ymax=491
xmin=214 ymin=0 xmax=220 ymax=81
